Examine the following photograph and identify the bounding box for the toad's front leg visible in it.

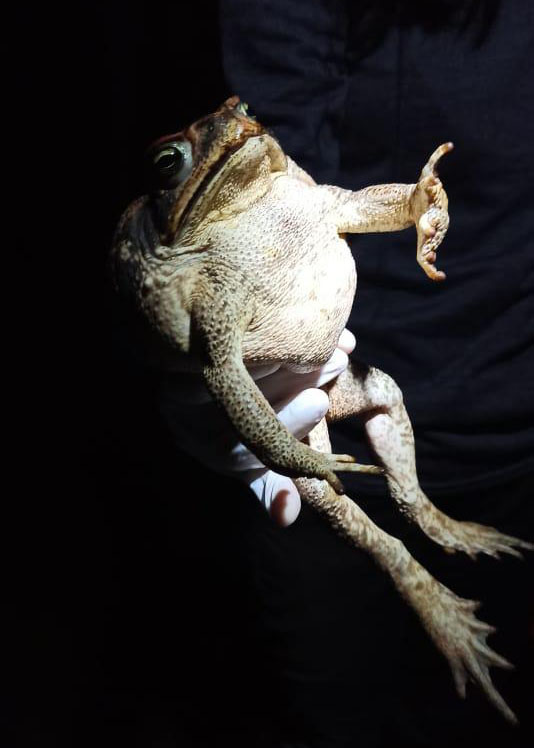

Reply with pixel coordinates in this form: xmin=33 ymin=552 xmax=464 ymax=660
xmin=320 ymin=142 xmax=453 ymax=280
xmin=192 ymin=264 xmax=382 ymax=494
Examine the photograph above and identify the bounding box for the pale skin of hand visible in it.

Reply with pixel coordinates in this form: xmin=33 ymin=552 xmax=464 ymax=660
xmin=158 ymin=329 xmax=356 ymax=527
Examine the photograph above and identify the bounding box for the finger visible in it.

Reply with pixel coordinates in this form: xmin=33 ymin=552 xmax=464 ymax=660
xmin=418 ymin=174 xmax=440 ymax=205
xmin=250 ymin=327 xmax=354 ymax=382
xmin=338 ymin=328 xmax=356 ymax=354
xmin=270 ymin=483 xmax=302 ymax=526
xmin=463 ymin=650 xmax=517 ymax=724
xmin=418 ymin=230 xmax=447 ymax=281
xmin=424 ymin=175 xmax=439 ymax=193
xmin=421 ymin=260 xmax=446 ymax=282
xmin=275 ymin=388 xmax=330 ymax=439
xmin=472 ymin=639 xmax=515 ymax=670
xmin=247 ymin=362 xmax=282 ymax=381
xmin=250 ymin=327 xmax=355 ymax=381
xmin=308 ymin=348 xmax=349 ymax=388
xmin=258 ymin=348 xmax=348 ymax=402
xmin=419 ymin=212 xmax=437 ymax=238
xmin=450 ymin=659 xmax=467 ymax=699
xmin=248 ymin=470 xmax=301 ymax=526
xmin=422 ymin=141 xmax=454 ymax=177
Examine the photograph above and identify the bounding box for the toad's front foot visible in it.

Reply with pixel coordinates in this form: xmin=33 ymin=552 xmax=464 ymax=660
xmin=411 ymin=142 xmax=453 ymax=281
xmin=396 ymin=559 xmax=517 ymax=724
xmin=411 ymin=501 xmax=534 ymax=560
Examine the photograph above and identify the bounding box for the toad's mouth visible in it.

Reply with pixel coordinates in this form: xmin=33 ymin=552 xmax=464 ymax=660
xmin=169 ymin=136 xmax=259 ymax=234
xmin=167 ymin=131 xmax=286 ymax=242
xmin=196 ymin=139 xmax=253 ymax=195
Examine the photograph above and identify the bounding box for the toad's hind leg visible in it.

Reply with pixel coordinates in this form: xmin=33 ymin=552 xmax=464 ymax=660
xmin=297 ymin=419 xmax=517 ymax=723
xmin=325 ymin=361 xmax=534 ymax=559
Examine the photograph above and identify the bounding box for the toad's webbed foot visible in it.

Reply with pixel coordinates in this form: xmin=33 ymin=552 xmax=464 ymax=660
xmin=396 ymin=559 xmax=517 ymax=724
xmin=411 ymin=500 xmax=534 ymax=560
xmin=298 ymin=418 xmax=520 ymax=722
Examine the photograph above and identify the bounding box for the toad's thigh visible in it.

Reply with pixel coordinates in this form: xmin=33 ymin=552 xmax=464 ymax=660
xmin=325 ymin=361 xmax=403 ymax=420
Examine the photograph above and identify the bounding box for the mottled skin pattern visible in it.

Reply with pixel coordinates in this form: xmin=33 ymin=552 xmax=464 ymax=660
xmin=322 ymin=363 xmax=532 ymax=723
xmin=111 ymin=97 xmax=533 ymax=722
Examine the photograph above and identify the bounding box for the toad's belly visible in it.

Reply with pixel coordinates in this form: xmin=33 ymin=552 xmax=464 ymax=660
xmin=242 ymin=240 xmax=357 ymax=367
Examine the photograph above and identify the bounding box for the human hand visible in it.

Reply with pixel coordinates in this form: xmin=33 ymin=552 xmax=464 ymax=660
xmin=157 ymin=329 xmax=356 ymax=527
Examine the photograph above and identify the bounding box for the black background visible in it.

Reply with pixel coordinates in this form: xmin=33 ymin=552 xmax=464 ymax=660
xmin=10 ymin=2 xmax=533 ymax=747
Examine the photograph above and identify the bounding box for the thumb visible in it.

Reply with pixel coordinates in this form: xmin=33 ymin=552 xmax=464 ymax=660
xmin=248 ymin=471 xmax=302 ymax=527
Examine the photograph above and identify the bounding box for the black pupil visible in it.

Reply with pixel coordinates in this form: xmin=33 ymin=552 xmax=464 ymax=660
xmin=157 ymin=149 xmax=182 ymax=171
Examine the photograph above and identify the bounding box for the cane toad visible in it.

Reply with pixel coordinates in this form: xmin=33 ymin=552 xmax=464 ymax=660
xmin=111 ymin=96 xmax=532 ymax=723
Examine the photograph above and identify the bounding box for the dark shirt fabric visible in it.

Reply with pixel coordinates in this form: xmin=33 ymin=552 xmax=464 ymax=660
xmin=213 ymin=3 xmax=534 ymax=747
xmin=220 ymin=0 xmax=534 ymax=495
xmin=14 ymin=4 xmax=533 ymax=747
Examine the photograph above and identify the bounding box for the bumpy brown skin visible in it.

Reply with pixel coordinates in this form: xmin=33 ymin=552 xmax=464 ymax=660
xmin=111 ymin=97 xmax=533 ymax=722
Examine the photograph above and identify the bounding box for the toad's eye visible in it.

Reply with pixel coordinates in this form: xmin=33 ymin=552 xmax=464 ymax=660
xmin=154 ymin=147 xmax=183 ymax=172
xmin=235 ymin=101 xmax=256 ymax=120
xmin=149 ymin=140 xmax=193 ymax=188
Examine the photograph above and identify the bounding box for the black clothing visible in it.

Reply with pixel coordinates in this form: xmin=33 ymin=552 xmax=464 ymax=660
xmin=220 ymin=0 xmax=534 ymax=495
xmin=12 ymin=2 xmax=533 ymax=747
xmin=216 ymin=2 xmax=534 ymax=746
